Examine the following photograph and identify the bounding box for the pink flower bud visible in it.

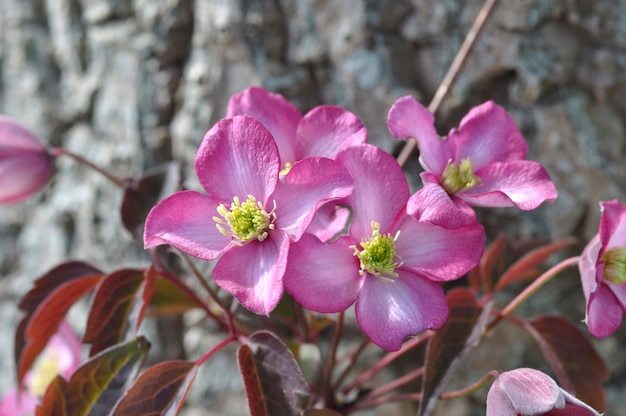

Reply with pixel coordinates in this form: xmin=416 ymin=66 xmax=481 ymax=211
xmin=0 ymin=116 xmax=54 ymax=204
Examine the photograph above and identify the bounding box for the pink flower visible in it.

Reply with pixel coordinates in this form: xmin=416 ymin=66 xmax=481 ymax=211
xmin=486 ymin=368 xmax=601 ymax=416
xmin=580 ymin=199 xmax=626 ymax=337
xmin=283 ymin=144 xmax=484 ymax=351
xmin=387 ymin=97 xmax=557 ymax=216
xmin=0 ymin=322 xmax=82 ymax=416
xmin=143 ymin=116 xmax=354 ymax=315
xmin=0 ymin=116 xmax=54 ymax=204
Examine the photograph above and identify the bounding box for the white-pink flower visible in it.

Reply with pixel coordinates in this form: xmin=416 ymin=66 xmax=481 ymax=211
xmin=486 ymin=368 xmax=601 ymax=416
xmin=0 ymin=322 xmax=82 ymax=416
xmin=143 ymin=116 xmax=354 ymax=315
xmin=387 ymin=97 xmax=557 ymax=217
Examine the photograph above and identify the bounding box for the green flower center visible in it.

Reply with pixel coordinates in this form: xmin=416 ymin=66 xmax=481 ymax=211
xmin=601 ymin=247 xmax=626 ymax=285
xmin=441 ymin=157 xmax=481 ymax=194
xmin=28 ymin=349 xmax=61 ymax=397
xmin=214 ymin=195 xmax=276 ymax=246
xmin=351 ymin=221 xmax=402 ymax=280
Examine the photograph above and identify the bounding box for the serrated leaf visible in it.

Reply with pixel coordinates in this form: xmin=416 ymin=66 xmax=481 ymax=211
xmin=418 ymin=288 xmax=492 ymax=416
xmin=15 ymin=261 xmax=103 ymax=385
xmin=84 ymin=268 xmax=156 ymax=356
xmin=147 ymin=275 xmax=198 ymax=317
xmin=495 ymin=239 xmax=575 ymax=290
xmin=238 ymin=331 xmax=309 ymax=416
xmin=37 ymin=337 xmax=151 ymax=416
xmin=121 ymin=161 xmax=181 ymax=242
xmin=112 ymin=360 xmax=198 ymax=416
xmin=528 ymin=316 xmax=609 ymax=412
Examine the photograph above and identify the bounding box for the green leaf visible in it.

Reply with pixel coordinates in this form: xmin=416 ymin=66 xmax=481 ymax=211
xmin=36 ymin=337 xmax=151 ymax=416
xmin=112 ymin=360 xmax=198 ymax=416
xmin=84 ymin=268 xmax=156 ymax=356
xmin=147 ymin=275 xmax=198 ymax=317
xmin=238 ymin=331 xmax=309 ymax=416
xmin=418 ymin=288 xmax=492 ymax=416
xmin=528 ymin=316 xmax=609 ymax=412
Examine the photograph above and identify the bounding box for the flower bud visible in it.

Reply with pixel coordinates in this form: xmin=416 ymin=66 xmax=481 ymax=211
xmin=0 ymin=115 xmax=54 ymax=204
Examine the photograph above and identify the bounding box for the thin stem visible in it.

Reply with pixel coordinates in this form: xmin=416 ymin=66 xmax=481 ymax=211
xmin=50 ymin=147 xmax=126 ymax=188
xmin=342 ymin=331 xmax=433 ymax=396
xmin=488 ymin=256 xmax=580 ymax=330
xmin=396 ymin=0 xmax=500 ymax=168
xmin=439 ymin=370 xmax=500 ymax=399
xmin=322 ymin=311 xmax=344 ymax=406
xmin=349 ymin=391 xmax=422 ymax=412
xmin=294 ymin=301 xmax=310 ymax=342
xmin=333 ymin=338 xmax=371 ymax=390
xmin=360 ymin=366 xmax=425 ymax=402
xmin=195 ymin=335 xmax=237 ymax=367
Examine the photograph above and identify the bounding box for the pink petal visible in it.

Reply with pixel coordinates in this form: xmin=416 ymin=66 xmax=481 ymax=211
xmin=355 ymin=269 xmax=448 ymax=351
xmin=408 ymin=174 xmax=477 ymax=228
xmin=602 ymin=199 xmax=626 ymax=249
xmin=49 ymin=321 xmax=82 ymax=378
xmin=295 ymin=105 xmax=367 ymax=160
xmin=212 ymin=230 xmax=290 ymax=315
xmin=226 ymin=87 xmax=301 ymax=164
xmin=0 ymin=389 xmax=39 ymax=416
xmin=387 ymin=96 xmax=451 ymax=175
xmin=273 ymin=157 xmax=354 ymax=241
xmin=0 ymin=115 xmax=47 ymax=152
xmin=586 ymin=283 xmax=623 ymax=338
xmin=335 ymin=144 xmax=409 ymax=239
xmin=305 ymin=203 xmax=351 ymax=243
xmin=579 ymin=235 xmax=601 ymax=306
xmin=144 ymin=190 xmax=231 ymax=260
xmin=195 ymin=116 xmax=280 ymax=205
xmin=394 ymin=215 xmax=484 ymax=282
xmin=460 ymin=160 xmax=557 ymax=210
xmin=453 ymin=101 xmax=528 ymax=169
xmin=0 ymin=154 xmax=53 ymax=204
xmin=488 ymin=368 xmax=563 ymax=415
xmin=284 ymin=234 xmax=362 ymax=313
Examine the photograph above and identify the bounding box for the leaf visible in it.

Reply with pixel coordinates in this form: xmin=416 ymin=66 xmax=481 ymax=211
xmin=147 ymin=275 xmax=198 ymax=317
xmin=15 ymin=261 xmax=103 ymax=385
xmin=418 ymin=288 xmax=492 ymax=416
xmin=495 ymin=238 xmax=575 ymax=290
xmin=468 ymin=234 xmax=507 ymax=293
xmin=527 ymin=316 xmax=609 ymax=412
xmin=84 ymin=268 xmax=156 ymax=356
xmin=37 ymin=337 xmax=151 ymax=416
xmin=112 ymin=360 xmax=198 ymax=416
xmin=121 ymin=161 xmax=181 ymax=242
xmin=238 ymin=331 xmax=309 ymax=416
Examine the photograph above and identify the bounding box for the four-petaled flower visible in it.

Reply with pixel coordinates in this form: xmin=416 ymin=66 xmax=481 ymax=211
xmin=284 ymin=144 xmax=484 ymax=351
xmin=0 ymin=322 xmax=82 ymax=416
xmin=0 ymin=115 xmax=54 ymax=204
xmin=387 ymin=97 xmax=557 ymax=224
xmin=580 ymin=199 xmax=626 ymax=337
xmin=144 ymin=116 xmax=354 ymax=315
xmin=486 ymin=368 xmax=601 ymax=416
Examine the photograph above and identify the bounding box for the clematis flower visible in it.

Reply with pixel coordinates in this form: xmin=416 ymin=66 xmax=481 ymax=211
xmin=387 ymin=97 xmax=557 ymax=219
xmin=144 ymin=116 xmax=354 ymax=315
xmin=486 ymin=368 xmax=601 ymax=416
xmin=283 ymin=144 xmax=484 ymax=351
xmin=580 ymin=199 xmax=626 ymax=337
xmin=0 ymin=322 xmax=82 ymax=416
xmin=0 ymin=115 xmax=54 ymax=204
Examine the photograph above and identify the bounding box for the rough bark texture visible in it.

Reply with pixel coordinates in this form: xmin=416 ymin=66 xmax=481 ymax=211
xmin=1 ymin=0 xmax=626 ymax=414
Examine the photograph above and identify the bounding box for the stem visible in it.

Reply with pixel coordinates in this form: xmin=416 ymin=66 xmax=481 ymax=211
xmin=333 ymin=338 xmax=371 ymax=390
xmin=396 ymin=0 xmax=500 ymax=168
xmin=360 ymin=366 xmax=425 ymax=402
xmin=195 ymin=335 xmax=237 ymax=367
xmin=488 ymin=256 xmax=580 ymax=330
xmin=439 ymin=370 xmax=500 ymax=399
xmin=322 ymin=311 xmax=344 ymax=406
xmin=342 ymin=331 xmax=433 ymax=396
xmin=50 ymin=147 xmax=126 ymax=188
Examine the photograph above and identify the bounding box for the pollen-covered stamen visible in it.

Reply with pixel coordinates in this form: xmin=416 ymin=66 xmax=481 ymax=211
xmin=213 ymin=195 xmax=277 ymax=246
xmin=351 ymin=221 xmax=402 ymax=280
xmin=441 ymin=157 xmax=481 ymax=194
xmin=601 ymin=247 xmax=626 ymax=285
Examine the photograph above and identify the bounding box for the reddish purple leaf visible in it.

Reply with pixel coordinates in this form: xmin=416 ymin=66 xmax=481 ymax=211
xmin=418 ymin=288 xmax=492 ymax=416
xmin=238 ymin=331 xmax=309 ymax=416
xmin=302 ymin=410 xmax=343 ymax=416
xmin=112 ymin=360 xmax=198 ymax=416
xmin=84 ymin=268 xmax=156 ymax=356
xmin=36 ymin=337 xmax=151 ymax=416
xmin=495 ymin=238 xmax=575 ymax=290
xmin=15 ymin=261 xmax=103 ymax=385
xmin=468 ymin=234 xmax=507 ymax=293
xmin=528 ymin=316 xmax=609 ymax=412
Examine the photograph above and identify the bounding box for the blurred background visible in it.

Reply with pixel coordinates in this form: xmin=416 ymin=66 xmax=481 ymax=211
xmin=1 ymin=1 xmax=625 ymax=414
